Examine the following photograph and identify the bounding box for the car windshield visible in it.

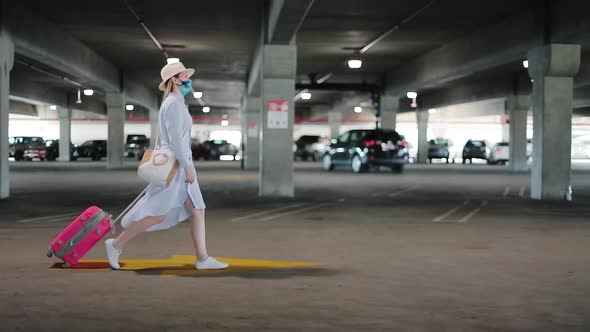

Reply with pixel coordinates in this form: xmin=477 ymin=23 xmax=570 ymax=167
xmin=429 ymin=139 xmax=449 ymax=146
xmin=470 ymin=140 xmax=486 ymax=147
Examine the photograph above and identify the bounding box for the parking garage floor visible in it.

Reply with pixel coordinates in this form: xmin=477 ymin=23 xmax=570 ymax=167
xmin=1 ymin=161 xmax=590 ymax=331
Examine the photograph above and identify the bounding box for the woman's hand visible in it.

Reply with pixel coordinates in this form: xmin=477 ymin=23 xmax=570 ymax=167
xmin=185 ymin=166 xmax=195 ymax=184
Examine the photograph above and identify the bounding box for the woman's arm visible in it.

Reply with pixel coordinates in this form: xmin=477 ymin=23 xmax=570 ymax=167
xmin=164 ymin=105 xmax=192 ymax=168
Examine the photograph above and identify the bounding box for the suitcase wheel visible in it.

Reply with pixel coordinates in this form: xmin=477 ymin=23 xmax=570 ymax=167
xmin=47 ymin=248 xmax=53 ymax=258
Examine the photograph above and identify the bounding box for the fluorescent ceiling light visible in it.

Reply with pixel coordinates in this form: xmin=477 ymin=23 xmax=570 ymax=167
xmin=126 ymin=104 xmax=134 ymax=111
xmin=203 ymin=106 xmax=210 ymax=113
xmin=301 ymin=92 xmax=312 ymax=100
xmin=49 ymin=105 xmax=57 ymax=111
xmin=348 ymin=59 xmax=362 ymax=69
xmin=193 ymin=91 xmax=203 ymax=99
xmin=167 ymin=58 xmax=180 ymax=64
xmin=83 ymin=89 xmax=94 ymax=96
xmin=354 ymin=106 xmax=362 ymax=113
xmin=428 ymin=108 xmax=437 ymax=114
xmin=406 ymin=92 xmax=417 ymax=99
xmin=523 ymin=60 xmax=529 ymax=69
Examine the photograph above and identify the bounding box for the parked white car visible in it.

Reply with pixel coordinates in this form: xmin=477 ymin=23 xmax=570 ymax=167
xmin=489 ymin=142 xmax=510 ymax=164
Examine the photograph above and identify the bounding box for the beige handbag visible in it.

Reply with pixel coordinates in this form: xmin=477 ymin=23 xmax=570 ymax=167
xmin=138 ymin=125 xmax=179 ymax=187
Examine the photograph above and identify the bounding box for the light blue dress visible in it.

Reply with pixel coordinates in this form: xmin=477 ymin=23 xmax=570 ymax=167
xmin=122 ymin=93 xmax=205 ymax=232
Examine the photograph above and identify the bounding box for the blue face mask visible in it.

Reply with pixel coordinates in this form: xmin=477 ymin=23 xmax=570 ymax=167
xmin=177 ymin=79 xmax=192 ymax=96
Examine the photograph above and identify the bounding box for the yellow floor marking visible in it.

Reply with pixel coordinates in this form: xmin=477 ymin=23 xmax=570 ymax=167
xmin=50 ymin=254 xmax=319 ymax=277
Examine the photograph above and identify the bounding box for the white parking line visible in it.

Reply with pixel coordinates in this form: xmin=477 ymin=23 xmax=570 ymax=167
xmin=17 ymin=213 xmax=79 ymax=223
xmin=231 ymin=203 xmax=309 ymax=222
xmin=519 ymin=186 xmax=526 ymax=197
xmin=432 ymin=200 xmax=470 ymax=222
xmin=260 ymin=202 xmax=333 ymax=221
xmin=458 ymin=200 xmax=488 ymax=223
xmin=388 ymin=185 xmax=419 ymax=197
xmin=503 ymin=186 xmax=511 ymax=197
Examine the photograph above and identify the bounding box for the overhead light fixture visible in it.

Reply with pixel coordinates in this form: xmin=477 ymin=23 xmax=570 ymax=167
xmin=193 ymin=91 xmax=203 ymax=99
xmin=428 ymin=108 xmax=437 ymax=114
xmin=348 ymin=51 xmax=362 ymax=69
xmin=407 ymin=91 xmax=418 ymax=108
xmin=167 ymin=58 xmax=180 ymax=64
xmin=203 ymin=106 xmax=210 ymax=113
xmin=83 ymin=89 xmax=94 ymax=96
xmin=221 ymin=120 xmax=229 ymax=126
xmin=354 ymin=106 xmax=362 ymax=113
xmin=126 ymin=104 xmax=134 ymax=111
xmin=49 ymin=105 xmax=57 ymax=111
xmin=523 ymin=60 xmax=529 ymax=69
xmin=76 ymin=88 xmax=82 ymax=104
xmin=301 ymin=92 xmax=312 ymax=100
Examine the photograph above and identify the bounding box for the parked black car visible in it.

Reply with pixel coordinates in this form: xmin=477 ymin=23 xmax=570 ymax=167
xmin=125 ymin=135 xmax=150 ymax=160
xmin=428 ymin=139 xmax=452 ymax=163
xmin=293 ymin=135 xmax=320 ymax=161
xmin=44 ymin=139 xmax=79 ymax=161
xmin=78 ymin=140 xmax=107 ymax=160
xmin=9 ymin=136 xmax=44 ymax=161
xmin=322 ymin=129 xmax=409 ymax=173
xmin=195 ymin=140 xmax=239 ymax=160
xmin=462 ymin=139 xmax=490 ymax=164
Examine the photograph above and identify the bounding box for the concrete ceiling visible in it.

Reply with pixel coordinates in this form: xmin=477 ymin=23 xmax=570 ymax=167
xmin=7 ymin=0 xmax=590 ymax=120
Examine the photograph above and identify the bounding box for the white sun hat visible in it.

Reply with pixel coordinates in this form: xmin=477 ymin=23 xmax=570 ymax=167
xmin=158 ymin=62 xmax=195 ymax=91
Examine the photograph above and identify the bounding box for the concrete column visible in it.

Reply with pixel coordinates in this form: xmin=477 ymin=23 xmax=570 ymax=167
xmin=327 ymin=110 xmax=342 ymax=139
xmin=380 ymin=95 xmax=398 ymax=131
xmin=149 ymin=107 xmax=158 ymax=149
xmin=501 ymin=123 xmax=510 ymax=142
xmin=57 ymin=104 xmax=72 ymax=162
xmin=106 ymin=93 xmax=126 ymax=168
xmin=527 ymin=44 xmax=581 ymax=200
xmin=243 ymin=96 xmax=260 ymax=169
xmin=260 ymin=44 xmax=296 ymax=197
xmin=507 ymin=95 xmax=530 ymax=172
xmin=0 ymin=33 xmax=14 ymax=199
xmin=416 ymin=109 xmax=429 ymax=163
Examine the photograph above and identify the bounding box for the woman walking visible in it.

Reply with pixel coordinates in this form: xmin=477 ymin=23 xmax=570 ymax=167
xmin=104 ymin=61 xmax=228 ymax=270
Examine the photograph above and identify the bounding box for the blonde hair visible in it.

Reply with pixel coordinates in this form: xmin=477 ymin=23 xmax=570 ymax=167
xmin=162 ymin=78 xmax=175 ymax=101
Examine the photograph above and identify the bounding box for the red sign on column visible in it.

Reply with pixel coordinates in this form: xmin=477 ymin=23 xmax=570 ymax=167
xmin=267 ymin=99 xmax=288 ymax=129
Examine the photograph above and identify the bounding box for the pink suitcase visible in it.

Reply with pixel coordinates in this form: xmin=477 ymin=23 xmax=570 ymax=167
xmin=47 ymin=188 xmax=147 ymax=267
xmin=47 ymin=206 xmax=114 ymax=267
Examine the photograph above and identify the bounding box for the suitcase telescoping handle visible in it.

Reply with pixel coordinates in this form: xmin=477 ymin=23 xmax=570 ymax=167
xmin=107 ymin=187 xmax=149 ymax=234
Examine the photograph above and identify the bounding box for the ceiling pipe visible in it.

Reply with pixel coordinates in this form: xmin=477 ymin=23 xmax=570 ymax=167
xmin=295 ymin=0 xmax=437 ymax=100
xmin=123 ymin=0 xmax=169 ymax=59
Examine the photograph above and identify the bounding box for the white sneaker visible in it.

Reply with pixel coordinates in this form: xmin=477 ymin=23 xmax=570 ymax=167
xmin=195 ymin=256 xmax=229 ymax=270
xmin=104 ymin=239 xmax=122 ymax=270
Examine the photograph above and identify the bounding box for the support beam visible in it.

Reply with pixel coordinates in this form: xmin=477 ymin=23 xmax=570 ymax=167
xmin=260 ymin=44 xmax=296 ymax=197
xmin=416 ymin=109 xmax=429 ymax=164
xmin=242 ymin=96 xmax=261 ymax=169
xmin=0 ymin=32 xmax=14 ymax=199
xmin=2 ymin=4 xmax=155 ymax=110
xmin=268 ymin=0 xmax=314 ymax=44
xmin=507 ymin=95 xmax=530 ymax=172
xmin=528 ymin=44 xmax=581 ymax=200
xmin=385 ymin=13 xmax=535 ymax=95
xmin=106 ymin=93 xmax=125 ymax=169
xmin=380 ymin=95 xmax=399 ymax=131
xmin=57 ymin=102 xmax=72 ymax=162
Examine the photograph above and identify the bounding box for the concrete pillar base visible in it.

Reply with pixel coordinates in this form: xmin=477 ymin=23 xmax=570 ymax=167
xmin=380 ymin=95 xmax=398 ymax=131
xmin=416 ymin=110 xmax=429 ymax=164
xmin=0 ymin=33 xmax=14 ymax=199
xmin=243 ymin=97 xmax=261 ymax=170
xmin=507 ymin=95 xmax=530 ymax=172
xmin=260 ymin=44 xmax=296 ymax=198
xmin=106 ymin=93 xmax=126 ymax=169
xmin=528 ymin=44 xmax=581 ymax=200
